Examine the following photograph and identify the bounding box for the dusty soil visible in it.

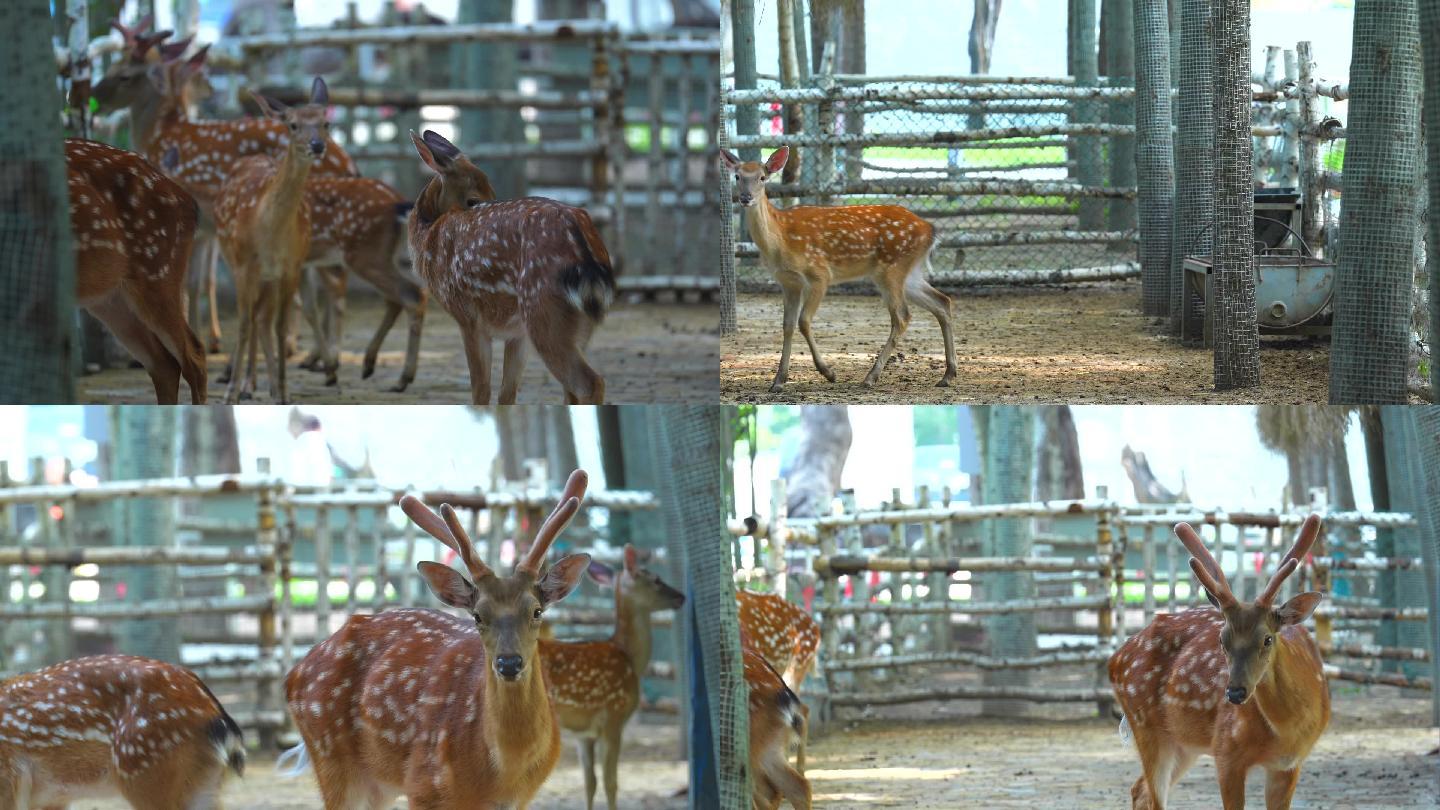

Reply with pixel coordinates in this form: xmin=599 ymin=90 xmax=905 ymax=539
xmin=72 ymin=719 xmax=687 ymax=809
xmin=79 ymin=298 xmax=718 ymax=405
xmin=721 ymin=284 xmax=1368 ymax=404
xmin=807 ymin=690 xmax=1438 ymax=808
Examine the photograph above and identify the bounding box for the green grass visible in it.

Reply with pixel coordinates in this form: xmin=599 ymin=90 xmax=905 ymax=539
xmin=863 ymin=144 xmax=1067 ymax=168
xmin=1323 ymin=141 xmax=1346 ymax=173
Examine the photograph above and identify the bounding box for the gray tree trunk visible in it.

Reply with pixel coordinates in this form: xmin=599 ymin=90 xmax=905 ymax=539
xmin=783 ymin=406 xmax=852 ymax=518
xmin=112 ymin=406 xmax=180 ymax=663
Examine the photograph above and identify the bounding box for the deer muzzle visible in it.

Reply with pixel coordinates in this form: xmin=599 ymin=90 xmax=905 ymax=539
xmin=494 ymin=654 xmax=525 ymax=681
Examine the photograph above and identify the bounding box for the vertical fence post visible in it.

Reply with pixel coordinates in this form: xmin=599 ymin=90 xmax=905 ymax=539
xmin=344 ymin=505 xmax=359 ymax=612
xmin=674 ymin=52 xmax=693 ymax=277
xmin=1072 ymin=0 xmax=1103 ymax=231
xmin=645 ymin=57 xmax=663 ymax=278
xmin=315 ymin=505 xmax=331 ymax=643
xmin=401 ymin=506 xmax=416 ymax=607
xmin=1212 ymin=0 xmax=1260 ymax=390
xmin=371 ymin=504 xmax=386 ymax=611
xmin=1095 ymin=502 xmax=1115 ymax=717
xmin=1133 ymin=0 xmax=1173 ymax=317
xmin=1142 ymin=523 xmax=1155 ymax=624
xmin=1425 ymin=1 xmax=1440 ymax=399
xmin=817 ymin=524 xmax=839 ymax=724
xmin=768 ymin=478 xmax=788 ymax=597
xmin=1105 ymin=0 xmax=1137 ymax=237
xmin=255 ymin=467 xmax=279 ymax=751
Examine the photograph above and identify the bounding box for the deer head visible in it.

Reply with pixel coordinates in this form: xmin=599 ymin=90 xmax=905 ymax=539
xmin=93 ymin=16 xmax=173 ymax=109
xmin=720 ymin=145 xmax=788 ymax=208
xmin=408 ymin=129 xmax=498 ymax=224
xmin=402 ymin=470 xmax=592 ymax=683
xmin=1174 ymin=515 xmax=1325 ymax=705
xmin=587 ymin=545 xmax=685 ymax=612
xmin=251 ymin=77 xmax=332 ymax=163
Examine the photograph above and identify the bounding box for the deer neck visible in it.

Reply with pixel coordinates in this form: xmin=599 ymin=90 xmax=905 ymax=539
xmin=744 ymin=191 xmax=789 ymax=266
xmin=1249 ymin=633 xmax=1326 ymax=744
xmin=479 ymin=653 xmax=556 ymax=773
xmin=264 ymin=147 xmax=315 ymax=223
xmin=611 ymin=585 xmax=654 ymax=678
xmin=130 ymin=89 xmax=172 ymax=156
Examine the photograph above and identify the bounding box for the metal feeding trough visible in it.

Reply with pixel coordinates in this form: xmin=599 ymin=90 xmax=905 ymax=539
xmin=1182 ymin=188 xmax=1334 ymax=344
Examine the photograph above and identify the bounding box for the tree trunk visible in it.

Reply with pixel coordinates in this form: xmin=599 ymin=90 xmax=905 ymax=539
xmin=1036 ymin=406 xmax=1084 ymax=500
xmin=112 ymin=406 xmax=180 ymax=663
xmin=777 ymin=0 xmax=803 ymax=184
xmin=783 ymin=406 xmax=852 ymax=518
xmin=181 ymin=407 xmax=241 ymax=476
xmin=969 ymin=0 xmax=1002 ymax=75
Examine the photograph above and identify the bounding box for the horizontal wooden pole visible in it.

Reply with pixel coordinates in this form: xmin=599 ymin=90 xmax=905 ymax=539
xmin=1320 ymin=642 xmax=1430 ymax=662
xmin=1315 ymin=605 xmax=1428 ymax=621
xmin=758 ymin=178 xmax=1135 ymax=199
xmin=830 ymin=684 xmax=1110 ymax=706
xmin=815 ymin=595 xmax=1109 ymax=616
xmin=827 ymin=647 xmax=1113 ymax=672
xmin=730 ymin=124 xmax=1134 ymax=149
xmin=726 ymin=86 xmax=1138 ymax=103
xmin=232 ymin=20 xmax=617 ymax=51
xmin=0 ymin=546 xmax=271 ymax=566
xmin=815 ymin=555 xmax=1107 ymax=576
xmin=1116 ymin=510 xmax=1417 ymax=528
xmin=350 ymin=140 xmax=602 ymax=161
xmin=1323 ymin=665 xmax=1432 ymax=690
xmin=261 ymin=86 xmax=601 ymax=110
xmin=0 ymin=474 xmax=280 ymax=505
xmin=1313 ymin=556 xmax=1426 ymax=571
xmin=812 ymin=499 xmax=1114 ymax=528
xmin=0 ymin=594 xmax=272 ymax=620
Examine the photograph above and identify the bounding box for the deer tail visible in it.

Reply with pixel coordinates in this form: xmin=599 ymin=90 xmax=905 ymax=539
xmin=559 ymin=215 xmax=616 ymax=323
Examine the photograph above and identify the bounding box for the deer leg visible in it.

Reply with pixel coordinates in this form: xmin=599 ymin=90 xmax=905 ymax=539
xmin=498 ymin=337 xmax=527 ymax=405
xmin=126 ymin=284 xmax=209 ymax=405
xmin=578 ymin=738 xmax=598 ymax=810
xmin=797 ymin=280 xmax=835 ymax=383
xmin=1214 ymin=753 xmax=1249 ymax=810
xmin=1264 ymin=767 xmax=1300 ymax=810
xmin=1125 ymin=721 xmax=1184 ymax=810
xmin=322 ymin=265 xmax=347 ymax=386
xmin=770 ymin=282 xmax=802 ymax=393
xmin=600 ymin=723 xmax=623 ymax=810
xmin=759 ymin=747 xmax=810 ymax=810
xmin=205 ymin=241 xmax=223 ymax=354
xmin=903 ymin=267 xmax=957 ymax=387
xmin=457 ymin=317 xmax=494 ymax=405
xmin=275 ymin=280 xmax=299 ymax=403
xmin=87 ymin=295 xmax=182 ymax=404
xmin=863 ymin=276 xmax=911 ymax=387
xmin=255 ymin=286 xmax=282 ymax=403
xmin=299 ymin=266 xmax=326 ymax=371
xmin=222 ymin=292 xmax=253 ymax=405
xmin=529 ymin=300 xmax=604 ymax=404
xmin=363 ymin=301 xmax=402 ymax=380
xmin=396 ymin=301 xmax=424 ymax=393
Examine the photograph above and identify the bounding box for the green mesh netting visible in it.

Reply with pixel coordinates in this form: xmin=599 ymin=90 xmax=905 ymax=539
xmin=981 ymin=406 xmax=1036 ymax=716
xmin=1210 ymin=0 xmax=1260 ymax=390
xmin=1132 ymin=0 xmax=1173 ymax=317
xmin=1073 ymin=0 xmax=1104 ymax=232
xmin=1402 ymin=405 xmax=1440 ymax=725
xmin=652 ymin=405 xmax=748 ymax=808
xmin=1378 ymin=407 xmax=1430 ymax=680
xmin=719 ymin=113 xmax=738 ymax=336
xmin=111 ymin=405 xmax=181 ymax=663
xmin=1171 ymin=0 xmax=1212 ymax=342
xmin=1329 ymin=0 xmax=1423 ymax=404
xmin=1104 ymin=0 xmax=1137 ymax=240
xmin=1422 ymin=0 xmax=1440 ymax=397
xmin=0 ymin=0 xmax=75 ymax=401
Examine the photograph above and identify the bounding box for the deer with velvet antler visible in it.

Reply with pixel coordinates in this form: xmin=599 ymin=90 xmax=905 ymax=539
xmin=1109 ymin=515 xmax=1330 ymax=809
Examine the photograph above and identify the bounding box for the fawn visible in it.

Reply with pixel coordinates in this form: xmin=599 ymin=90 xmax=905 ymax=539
xmin=283 ymin=470 xmax=593 ymax=809
xmin=0 ymin=654 xmax=244 ymax=809
xmin=541 ymin=545 xmax=684 ymax=810
xmin=722 ymin=145 xmax=957 ymax=391
xmin=737 ymin=589 xmax=821 ymax=691
xmin=1110 ymin=516 xmax=1329 ymax=809
xmin=214 ymin=78 xmax=332 ymax=404
xmin=744 ymin=647 xmax=812 ymax=810
xmin=407 ymin=129 xmax=615 ymax=404
xmin=65 ymin=138 xmax=207 ymax=403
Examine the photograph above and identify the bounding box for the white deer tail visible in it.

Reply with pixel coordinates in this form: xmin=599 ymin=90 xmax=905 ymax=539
xmin=276 ymin=742 xmax=312 ymax=778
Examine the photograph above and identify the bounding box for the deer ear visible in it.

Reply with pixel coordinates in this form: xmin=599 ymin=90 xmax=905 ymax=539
xmin=586 ymin=560 xmax=615 ymax=587
xmin=720 ymin=148 xmax=741 ymax=169
xmin=250 ymin=91 xmax=287 ymax=120
xmin=623 ymin=544 xmax=639 ymax=572
xmin=410 ymin=130 xmax=445 ymax=174
xmin=1276 ymin=591 xmax=1323 ymax=626
xmin=310 ymin=76 xmax=329 ymax=106
xmin=537 ymin=553 xmax=591 ymax=606
xmin=764 ymin=145 xmax=789 ymax=175
xmin=417 ymin=561 xmax=477 ymax=609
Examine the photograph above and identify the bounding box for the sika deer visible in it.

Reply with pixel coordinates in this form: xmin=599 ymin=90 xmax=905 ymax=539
xmin=214 ymin=79 xmax=331 ymax=404
xmin=407 ymin=130 xmax=615 ymax=404
xmin=737 ymin=589 xmax=821 ymax=691
xmin=541 ymin=545 xmax=684 ymax=810
xmin=0 ymin=654 xmax=245 ymax=809
xmin=283 ymin=470 xmax=593 ymax=809
xmin=1109 ymin=516 xmax=1329 ymax=809
xmin=744 ymin=647 xmax=811 ymax=810
xmin=65 ymin=138 xmax=207 ymax=403
xmin=297 ymin=178 xmax=425 ymax=391
xmin=722 ymin=146 xmax=957 ymax=391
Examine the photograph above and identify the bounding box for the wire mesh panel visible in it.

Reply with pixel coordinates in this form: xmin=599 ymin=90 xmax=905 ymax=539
xmin=111 ymin=407 xmax=181 ymax=663
xmin=652 ymin=406 xmax=748 ymax=808
xmin=1104 ymin=0 xmax=1137 ymax=237
xmin=1211 ymin=0 xmax=1260 ymax=390
xmin=1378 ymin=408 xmax=1430 ymax=680
xmin=1403 ymin=405 xmax=1440 ymax=725
xmin=1329 ymin=0 xmax=1423 ymax=403
xmin=1074 ymin=0 xmax=1104 ymax=232
xmin=1171 ymin=0 xmax=1213 ymax=341
xmin=1422 ymin=0 xmax=1440 ymax=397
xmin=0 ymin=0 xmax=76 ymax=401
xmin=981 ymin=407 xmax=1037 ymax=716
xmin=1133 ymin=0 xmax=1174 ymax=317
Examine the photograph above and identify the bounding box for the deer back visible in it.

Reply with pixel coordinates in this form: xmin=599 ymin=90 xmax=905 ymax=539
xmin=539 ymin=638 xmax=638 ymax=728
xmin=737 ymin=591 xmax=820 ymax=684
xmin=65 ymin=139 xmax=198 ymax=302
xmin=758 ymin=203 xmax=934 ymax=282
xmin=303 ymin=177 xmax=416 ymax=292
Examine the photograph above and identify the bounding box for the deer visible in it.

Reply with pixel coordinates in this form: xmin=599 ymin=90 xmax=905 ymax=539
xmin=213 ymin=78 xmax=333 ymax=404
xmin=721 ymin=145 xmax=957 ymax=392
xmin=296 ymin=178 xmax=426 ymax=391
xmin=744 ymin=647 xmax=811 ymax=810
xmin=92 ymin=40 xmax=357 ymax=355
xmin=539 ymin=545 xmax=684 ymax=810
xmin=282 ymin=469 xmax=593 ymax=809
xmin=736 ymin=589 xmax=821 ymax=691
xmin=0 ymin=654 xmax=245 ymax=809
xmin=65 ymin=138 xmax=208 ymax=403
xmin=1109 ymin=515 xmax=1329 ymax=810
xmin=407 ymin=129 xmax=615 ymax=404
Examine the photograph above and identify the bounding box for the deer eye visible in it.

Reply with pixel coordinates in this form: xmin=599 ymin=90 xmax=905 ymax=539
xmin=466 ymin=198 xmax=484 ymax=208
xmin=532 ymin=608 xmax=544 ymax=620
xmin=473 ymin=614 xmax=487 ymax=628
xmin=289 ymin=122 xmax=298 ymax=131
xmin=1264 ymin=635 xmax=1274 ymax=647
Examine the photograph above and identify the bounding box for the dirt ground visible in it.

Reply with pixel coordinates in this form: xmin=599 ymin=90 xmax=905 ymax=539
xmin=79 ymin=297 xmax=717 ymax=405
xmin=721 ymin=284 xmax=1374 ymax=404
xmin=807 ymin=690 xmax=1439 ymax=808
xmin=71 ymin=718 xmax=687 ymax=809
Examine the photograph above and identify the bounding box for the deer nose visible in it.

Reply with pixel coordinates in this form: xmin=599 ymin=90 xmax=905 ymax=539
xmin=738 ymin=193 xmax=753 ymax=206
xmin=309 ymin=139 xmax=325 ymax=156
xmin=494 ymin=654 xmax=524 ymax=680
xmin=1226 ymin=686 xmax=1248 ymax=704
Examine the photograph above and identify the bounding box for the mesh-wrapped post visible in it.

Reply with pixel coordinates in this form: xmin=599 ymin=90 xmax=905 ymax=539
xmin=981 ymin=406 xmax=1036 ymax=717
xmin=1403 ymin=405 xmax=1440 ymax=725
xmin=1072 ymin=0 xmax=1104 ymax=231
xmin=652 ymin=406 xmax=749 ymax=808
xmin=719 ymin=113 xmax=738 ymax=336
xmin=1132 ymin=0 xmax=1173 ymax=317
xmin=1379 ymin=408 xmax=1431 ymax=680
xmin=1170 ymin=0 xmax=1213 ymax=341
xmin=0 ymin=0 xmax=76 ymax=401
xmin=1104 ymin=0 xmax=1137 ymax=237
xmin=111 ymin=406 xmax=180 ymax=663
xmin=1210 ymin=0 xmax=1260 ymax=390
xmin=1329 ymin=0 xmax=1423 ymax=404
xmin=1423 ymin=0 xmax=1440 ymax=397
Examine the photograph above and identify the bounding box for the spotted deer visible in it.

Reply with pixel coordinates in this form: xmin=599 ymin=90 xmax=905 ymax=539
xmin=744 ymin=647 xmax=811 ymax=810
xmin=721 ymin=146 xmax=957 ymax=391
xmin=1109 ymin=516 xmax=1329 ymax=809
xmin=65 ymin=138 xmax=207 ymax=403
xmin=408 ymin=129 xmax=615 ymax=404
xmin=214 ymin=79 xmax=333 ymax=404
xmin=736 ymin=590 xmax=821 ymax=691
xmin=539 ymin=545 xmax=684 ymax=810
xmin=92 ymin=42 xmax=357 ymax=354
xmin=0 ymin=654 xmax=245 ymax=809
xmin=282 ymin=470 xmax=593 ymax=809
xmin=297 ymin=178 xmax=425 ymax=391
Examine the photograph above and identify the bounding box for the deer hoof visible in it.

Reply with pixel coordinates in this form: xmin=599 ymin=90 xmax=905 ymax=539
xmin=819 ymin=368 xmax=837 ymax=383
xmin=391 ymin=379 xmax=412 ymax=393
xmin=362 ymin=365 xmax=376 ymax=379
xmin=768 ymin=382 xmax=785 ymax=394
